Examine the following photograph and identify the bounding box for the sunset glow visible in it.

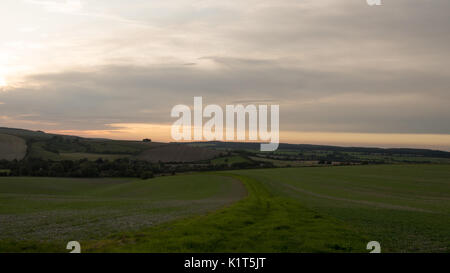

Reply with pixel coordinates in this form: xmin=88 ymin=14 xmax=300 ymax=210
xmin=0 ymin=76 xmax=6 ymax=87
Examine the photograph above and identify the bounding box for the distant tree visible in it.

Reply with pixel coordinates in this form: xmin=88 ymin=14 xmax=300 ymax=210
xmin=140 ymin=171 xmax=154 ymax=180
xmin=49 ymin=162 xmax=64 ymax=176
xmin=80 ymin=162 xmax=99 ymax=177
xmin=143 ymin=138 xmax=152 ymax=142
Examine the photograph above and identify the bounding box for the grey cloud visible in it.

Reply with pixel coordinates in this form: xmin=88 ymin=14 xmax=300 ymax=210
xmin=1 ymin=56 xmax=449 ymax=134
xmin=1 ymin=0 xmax=449 ymax=136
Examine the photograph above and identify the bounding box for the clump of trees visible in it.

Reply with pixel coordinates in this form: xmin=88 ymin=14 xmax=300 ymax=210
xmin=0 ymin=158 xmax=162 ymax=178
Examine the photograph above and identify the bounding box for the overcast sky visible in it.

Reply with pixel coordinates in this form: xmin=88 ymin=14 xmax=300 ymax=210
xmin=0 ymin=0 xmax=449 ymax=150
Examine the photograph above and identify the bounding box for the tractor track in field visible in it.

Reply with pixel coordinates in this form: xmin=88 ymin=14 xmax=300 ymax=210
xmin=282 ymin=183 xmax=435 ymax=213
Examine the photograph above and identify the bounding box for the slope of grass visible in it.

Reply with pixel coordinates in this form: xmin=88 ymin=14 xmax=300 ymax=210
xmin=250 ymin=156 xmax=319 ymax=167
xmin=58 ymin=152 xmax=128 ymax=161
xmin=136 ymin=144 xmax=222 ymax=163
xmin=27 ymin=141 xmax=61 ymax=160
xmin=0 ymin=128 xmax=53 ymax=140
xmin=44 ymin=139 xmax=161 ymax=154
xmin=1 ymin=164 xmax=448 ymax=253
xmin=211 ymin=155 xmax=250 ymax=166
xmin=84 ymin=174 xmax=367 ymax=253
xmin=0 ymin=174 xmax=246 ymax=252
xmin=0 ymin=134 xmax=27 ymax=160
xmin=235 ymin=165 xmax=450 ymax=252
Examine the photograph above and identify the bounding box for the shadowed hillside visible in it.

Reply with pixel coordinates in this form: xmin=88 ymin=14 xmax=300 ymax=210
xmin=1 ymin=127 xmax=450 ymax=165
xmin=0 ymin=133 xmax=27 ymax=160
xmin=0 ymin=127 xmax=222 ymax=163
xmin=136 ymin=144 xmax=222 ymax=163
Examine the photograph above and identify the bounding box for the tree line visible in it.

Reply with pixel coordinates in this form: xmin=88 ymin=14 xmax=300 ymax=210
xmin=0 ymin=157 xmax=274 ymax=179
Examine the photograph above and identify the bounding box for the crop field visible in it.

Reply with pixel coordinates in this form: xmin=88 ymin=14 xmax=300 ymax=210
xmin=249 ymin=156 xmax=320 ymax=167
xmin=136 ymin=144 xmax=222 ymax=163
xmin=0 ymin=174 xmax=246 ymax=252
xmin=58 ymin=152 xmax=128 ymax=161
xmin=26 ymin=139 xmax=164 ymax=161
xmin=235 ymin=165 xmax=450 ymax=252
xmin=0 ymin=134 xmax=27 ymax=160
xmin=0 ymin=164 xmax=448 ymax=253
xmin=212 ymin=155 xmax=250 ymax=166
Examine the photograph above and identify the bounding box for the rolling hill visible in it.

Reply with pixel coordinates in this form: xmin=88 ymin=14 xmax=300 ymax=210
xmin=1 ymin=127 xmax=450 ymax=165
xmin=0 ymin=133 xmax=27 ymax=160
xmin=136 ymin=144 xmax=222 ymax=163
xmin=0 ymin=127 xmax=221 ymax=163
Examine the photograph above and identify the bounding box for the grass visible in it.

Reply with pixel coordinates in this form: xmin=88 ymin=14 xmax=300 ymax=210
xmin=0 ymin=169 xmax=11 ymax=173
xmin=250 ymin=156 xmax=319 ymax=167
xmin=0 ymin=174 xmax=245 ymax=252
xmin=235 ymin=165 xmax=450 ymax=252
xmin=211 ymin=155 xmax=250 ymax=166
xmin=85 ymin=174 xmax=366 ymax=253
xmin=1 ymin=164 xmax=448 ymax=253
xmin=84 ymin=165 xmax=450 ymax=253
xmin=51 ymin=140 xmax=157 ymax=154
xmin=27 ymin=141 xmax=154 ymax=161
xmin=0 ymin=128 xmax=52 ymax=141
xmin=346 ymin=152 xmax=450 ymax=164
xmin=136 ymin=144 xmax=222 ymax=163
xmin=0 ymin=133 xmax=27 ymax=160
xmin=28 ymin=141 xmax=61 ymax=160
xmin=59 ymin=152 xmax=128 ymax=161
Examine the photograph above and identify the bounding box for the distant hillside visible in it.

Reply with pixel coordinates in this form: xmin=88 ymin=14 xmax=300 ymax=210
xmin=183 ymin=141 xmax=450 ymax=158
xmin=0 ymin=133 xmax=27 ymax=160
xmin=136 ymin=144 xmax=222 ymax=163
xmin=0 ymin=127 xmax=221 ymax=163
xmin=0 ymin=127 xmax=56 ymax=140
xmin=1 ymin=127 xmax=449 ymax=164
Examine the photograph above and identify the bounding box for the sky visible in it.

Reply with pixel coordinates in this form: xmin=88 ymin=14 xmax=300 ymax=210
xmin=0 ymin=0 xmax=450 ymax=150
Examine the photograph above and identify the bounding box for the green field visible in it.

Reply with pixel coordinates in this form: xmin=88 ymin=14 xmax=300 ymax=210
xmin=0 ymin=174 xmax=245 ymax=252
xmin=236 ymin=165 xmax=450 ymax=252
xmin=0 ymin=164 xmax=449 ymax=253
xmin=249 ymin=156 xmax=320 ymax=167
xmin=212 ymin=155 xmax=250 ymax=166
xmin=58 ymin=152 xmax=129 ymax=161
